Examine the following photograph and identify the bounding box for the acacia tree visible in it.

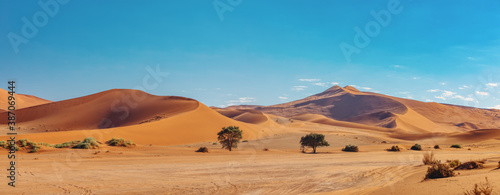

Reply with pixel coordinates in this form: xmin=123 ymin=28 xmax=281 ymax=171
xmin=217 ymin=126 xmax=243 ymax=151
xmin=300 ymin=133 xmax=329 ymax=153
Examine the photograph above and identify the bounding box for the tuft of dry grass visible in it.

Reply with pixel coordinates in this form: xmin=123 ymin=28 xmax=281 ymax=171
xmin=423 ymin=152 xmax=439 ymax=165
xmin=446 ymin=159 xmax=461 ymax=168
xmin=424 ymin=163 xmax=455 ymax=180
xmin=464 ymin=177 xmax=493 ymax=195
xmin=195 ymin=147 xmax=208 ymax=153
xmin=455 ymin=160 xmax=484 ymax=170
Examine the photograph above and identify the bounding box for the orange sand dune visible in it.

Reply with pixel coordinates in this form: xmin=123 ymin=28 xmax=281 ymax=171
xmin=0 ymin=101 xmax=280 ymax=145
xmin=228 ymin=85 xmax=500 ymax=134
xmin=0 ymin=89 xmax=200 ymax=133
xmin=215 ymin=108 xmax=269 ymax=124
xmin=291 ymin=113 xmax=390 ymax=132
xmin=0 ymin=88 xmax=52 ymax=110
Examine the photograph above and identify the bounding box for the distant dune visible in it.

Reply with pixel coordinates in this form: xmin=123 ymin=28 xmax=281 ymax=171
xmin=0 ymin=88 xmax=51 ymax=111
xmin=223 ymin=85 xmax=500 ymax=133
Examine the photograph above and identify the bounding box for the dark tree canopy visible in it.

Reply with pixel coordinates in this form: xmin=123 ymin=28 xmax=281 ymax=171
xmin=300 ymin=133 xmax=329 ymax=153
xmin=217 ymin=126 xmax=243 ymax=151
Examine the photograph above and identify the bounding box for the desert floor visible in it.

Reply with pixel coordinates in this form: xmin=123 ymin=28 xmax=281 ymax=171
xmin=1 ymin=130 xmax=500 ymax=195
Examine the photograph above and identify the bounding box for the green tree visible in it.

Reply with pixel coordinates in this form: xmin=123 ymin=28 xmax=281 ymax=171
xmin=300 ymin=133 xmax=330 ymax=153
xmin=217 ymin=126 xmax=243 ymax=151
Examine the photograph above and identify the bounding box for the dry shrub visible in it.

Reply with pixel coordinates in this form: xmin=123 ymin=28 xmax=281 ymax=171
xmin=464 ymin=177 xmax=493 ymax=195
xmin=425 ymin=163 xmax=455 ymax=180
xmin=455 ymin=161 xmax=484 ymax=170
xmin=195 ymin=147 xmax=208 ymax=153
xmin=423 ymin=152 xmax=439 ymax=165
xmin=446 ymin=159 xmax=461 ymax=168
xmin=386 ymin=145 xmax=401 ymax=152
xmin=263 ymin=148 xmax=269 ymax=151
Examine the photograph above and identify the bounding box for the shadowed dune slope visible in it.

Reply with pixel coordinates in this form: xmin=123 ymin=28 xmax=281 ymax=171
xmin=225 ymin=85 xmax=500 ymax=133
xmin=0 ymin=89 xmax=200 ymax=133
xmin=215 ymin=109 xmax=269 ymax=124
xmin=0 ymin=88 xmax=52 ymax=111
xmin=0 ymin=102 xmax=273 ymax=145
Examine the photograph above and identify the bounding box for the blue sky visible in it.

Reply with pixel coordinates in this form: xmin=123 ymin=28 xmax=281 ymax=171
xmin=1 ymin=0 xmax=500 ymax=109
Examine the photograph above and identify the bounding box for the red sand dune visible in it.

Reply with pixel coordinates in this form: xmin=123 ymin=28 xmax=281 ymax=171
xmin=0 ymin=88 xmax=51 ymax=111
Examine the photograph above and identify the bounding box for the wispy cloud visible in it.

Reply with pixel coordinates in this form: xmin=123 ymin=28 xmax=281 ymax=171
xmin=490 ymin=105 xmax=500 ymax=110
xmin=427 ymin=89 xmax=439 ymax=92
xmin=439 ymin=82 xmax=447 ymax=86
xmin=278 ymin=96 xmax=288 ymax=100
xmin=475 ymin=91 xmax=489 ymax=96
xmin=435 ymin=96 xmax=446 ymax=100
xmin=299 ymin=78 xmax=320 ymax=82
xmin=442 ymin=90 xmax=456 ymax=97
xmin=486 ymin=83 xmax=499 ymax=87
xmin=313 ymin=82 xmax=327 ymax=87
xmin=331 ymin=82 xmax=339 ymax=85
xmin=351 ymin=85 xmax=372 ymax=90
xmin=454 ymin=95 xmax=475 ymax=102
xmin=292 ymin=86 xmax=307 ymax=91
xmin=459 ymin=85 xmax=471 ymax=90
xmin=226 ymin=97 xmax=256 ymax=104
xmin=393 ymin=65 xmax=403 ymax=68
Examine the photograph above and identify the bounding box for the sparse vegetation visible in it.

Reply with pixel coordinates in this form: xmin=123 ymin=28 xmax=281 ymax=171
xmin=72 ymin=137 xmax=99 ymax=149
xmin=212 ymin=142 xmax=217 ymax=145
xmin=464 ymin=177 xmax=493 ymax=195
xmin=342 ymin=144 xmax=359 ymax=152
xmin=411 ymin=144 xmax=422 ymax=151
xmin=455 ymin=160 xmax=484 ymax=170
xmin=386 ymin=145 xmax=401 ymax=152
xmin=0 ymin=141 xmax=7 ymax=148
xmin=242 ymin=140 xmax=248 ymax=142
xmin=434 ymin=145 xmax=440 ymax=149
xmin=299 ymin=133 xmax=330 ymax=153
xmin=106 ymin=138 xmax=136 ymax=147
xmin=423 ymin=152 xmax=438 ymax=165
xmin=446 ymin=159 xmax=461 ymax=168
xmin=424 ymin=163 xmax=455 ymax=180
xmin=263 ymin=148 xmax=269 ymax=151
xmin=54 ymin=140 xmax=80 ymax=148
xmin=217 ymin=126 xmax=243 ymax=151
xmin=195 ymin=147 xmax=208 ymax=153
xmin=451 ymin=144 xmax=462 ymax=149
xmin=7 ymin=142 xmax=19 ymax=151
xmin=27 ymin=141 xmax=40 ymax=153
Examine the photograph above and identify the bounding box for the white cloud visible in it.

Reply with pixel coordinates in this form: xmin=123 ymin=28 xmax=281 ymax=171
xmin=427 ymin=89 xmax=439 ymax=92
xmin=313 ymin=82 xmax=327 ymax=87
xmin=278 ymin=96 xmax=288 ymax=100
xmin=490 ymin=105 xmax=500 ymax=110
xmin=351 ymin=85 xmax=372 ymax=90
xmin=435 ymin=96 xmax=446 ymax=100
xmin=331 ymin=82 xmax=339 ymax=85
xmin=442 ymin=90 xmax=456 ymax=97
xmin=226 ymin=97 xmax=256 ymax=104
xmin=299 ymin=79 xmax=320 ymax=82
xmin=425 ymin=99 xmax=433 ymax=102
xmin=486 ymin=83 xmax=499 ymax=87
xmin=475 ymin=91 xmax=489 ymax=96
xmin=454 ymin=95 xmax=475 ymax=102
xmin=292 ymin=86 xmax=307 ymax=91
xmin=439 ymin=82 xmax=447 ymax=86
xmin=412 ymin=77 xmax=419 ymax=80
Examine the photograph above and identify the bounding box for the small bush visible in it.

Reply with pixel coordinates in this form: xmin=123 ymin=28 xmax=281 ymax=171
xmin=423 ymin=152 xmax=438 ymax=165
xmin=195 ymin=147 xmax=208 ymax=153
xmin=212 ymin=142 xmax=217 ymax=145
xmin=386 ymin=145 xmax=401 ymax=152
xmin=455 ymin=161 xmax=484 ymax=170
xmin=434 ymin=145 xmax=440 ymax=149
xmin=54 ymin=140 xmax=80 ymax=148
xmin=342 ymin=144 xmax=359 ymax=152
xmin=451 ymin=144 xmax=462 ymax=149
xmin=72 ymin=137 xmax=99 ymax=149
xmin=0 ymin=141 xmax=7 ymax=148
xmin=263 ymin=148 xmax=269 ymax=151
xmin=464 ymin=177 xmax=493 ymax=195
xmin=27 ymin=141 xmax=40 ymax=153
xmin=242 ymin=140 xmax=248 ymax=142
xmin=425 ymin=163 xmax=455 ymax=180
xmin=106 ymin=138 xmax=136 ymax=147
xmin=7 ymin=142 xmax=19 ymax=151
xmin=447 ymin=159 xmax=461 ymax=168
xmin=381 ymin=141 xmax=387 ymax=144
xmin=411 ymin=144 xmax=422 ymax=151
xmin=18 ymin=139 xmax=29 ymax=147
